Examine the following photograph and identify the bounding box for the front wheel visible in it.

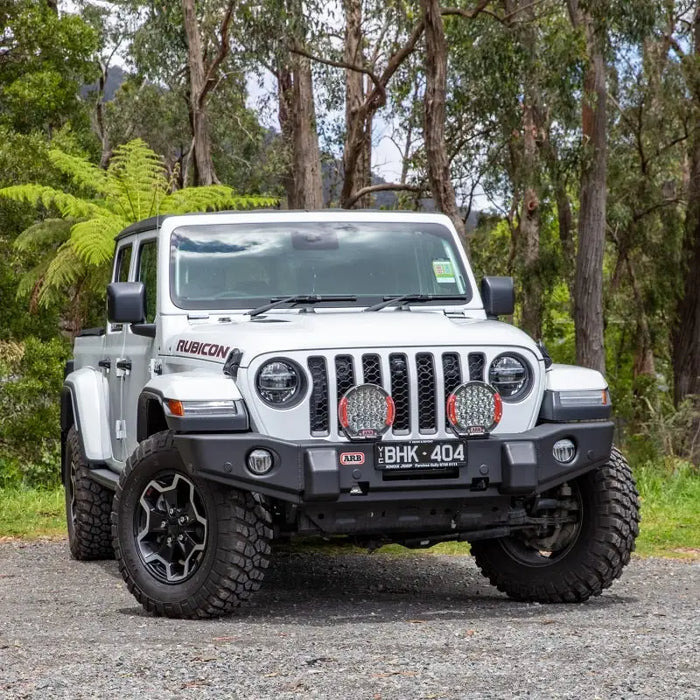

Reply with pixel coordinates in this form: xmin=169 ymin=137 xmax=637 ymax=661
xmin=112 ymin=431 xmax=272 ymax=618
xmin=471 ymin=448 xmax=640 ymax=603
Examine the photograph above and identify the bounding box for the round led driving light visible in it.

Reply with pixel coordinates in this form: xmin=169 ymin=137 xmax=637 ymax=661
xmin=488 ymin=354 xmax=531 ymax=401
xmin=552 ymin=438 xmax=576 ymax=464
xmin=256 ymin=359 xmax=304 ymax=407
xmin=447 ymin=381 xmax=502 ymax=436
xmin=339 ymin=384 xmax=395 ymax=439
xmin=247 ymin=448 xmax=274 ymax=475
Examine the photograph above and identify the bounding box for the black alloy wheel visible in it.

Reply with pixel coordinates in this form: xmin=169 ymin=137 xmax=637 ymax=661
xmin=134 ymin=472 xmax=208 ymax=584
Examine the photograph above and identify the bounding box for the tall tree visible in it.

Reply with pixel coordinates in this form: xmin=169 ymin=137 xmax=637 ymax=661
xmin=422 ymin=0 xmax=468 ymax=245
xmin=343 ymin=0 xmax=371 ymax=208
xmin=277 ymin=1 xmax=324 ymax=209
xmin=182 ymin=0 xmax=234 ymax=185
xmin=673 ymin=3 xmax=700 ymax=404
xmin=241 ymin=0 xmax=324 ymax=207
xmin=568 ymin=0 xmax=608 ymax=373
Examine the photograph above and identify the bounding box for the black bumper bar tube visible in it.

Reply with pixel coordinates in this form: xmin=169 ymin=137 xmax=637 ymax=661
xmin=173 ymin=421 xmax=614 ymax=505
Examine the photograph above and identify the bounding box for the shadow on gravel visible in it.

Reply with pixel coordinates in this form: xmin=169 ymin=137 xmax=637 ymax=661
xmin=111 ymin=550 xmax=637 ymax=624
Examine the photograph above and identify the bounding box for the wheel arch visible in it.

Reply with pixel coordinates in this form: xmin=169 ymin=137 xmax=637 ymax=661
xmin=137 ymin=390 xmax=168 ymax=442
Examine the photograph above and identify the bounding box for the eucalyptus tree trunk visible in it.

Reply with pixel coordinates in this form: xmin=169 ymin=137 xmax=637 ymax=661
xmin=518 ymin=101 xmax=543 ymax=339
xmin=277 ymin=55 xmax=324 ymax=209
xmin=568 ymin=0 xmax=607 ymax=373
xmin=673 ymin=5 xmax=700 ymax=404
xmin=182 ymin=0 xmax=234 ymax=186
xmin=507 ymin=0 xmax=544 ymax=339
xmin=343 ymin=0 xmax=372 ymax=208
xmin=421 ymin=0 xmax=468 ymax=249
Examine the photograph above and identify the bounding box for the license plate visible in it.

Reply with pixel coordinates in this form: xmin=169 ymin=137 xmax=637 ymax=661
xmin=375 ymin=440 xmax=467 ymax=471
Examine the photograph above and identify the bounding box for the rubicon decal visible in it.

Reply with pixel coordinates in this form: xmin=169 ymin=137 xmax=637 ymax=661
xmin=339 ymin=452 xmax=365 ymax=466
xmin=176 ymin=339 xmax=230 ymax=359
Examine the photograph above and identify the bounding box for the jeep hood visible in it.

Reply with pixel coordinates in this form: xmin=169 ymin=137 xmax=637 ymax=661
xmin=165 ymin=311 xmax=541 ymax=366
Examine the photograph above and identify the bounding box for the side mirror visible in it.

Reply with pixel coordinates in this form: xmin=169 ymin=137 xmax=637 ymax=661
xmin=107 ymin=282 xmax=146 ymax=324
xmin=481 ymin=276 xmax=514 ymax=318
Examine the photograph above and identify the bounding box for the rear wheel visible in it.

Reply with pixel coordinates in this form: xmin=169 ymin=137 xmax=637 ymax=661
xmin=64 ymin=426 xmax=114 ymax=560
xmin=112 ymin=431 xmax=272 ymax=618
xmin=471 ymin=448 xmax=640 ymax=603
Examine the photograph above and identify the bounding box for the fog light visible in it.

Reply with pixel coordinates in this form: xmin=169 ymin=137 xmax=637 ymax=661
xmin=553 ymin=439 xmax=576 ymax=464
xmin=339 ymin=384 xmax=394 ymax=440
xmin=247 ymin=449 xmax=274 ymax=475
xmin=446 ymin=381 xmax=502 ymax=436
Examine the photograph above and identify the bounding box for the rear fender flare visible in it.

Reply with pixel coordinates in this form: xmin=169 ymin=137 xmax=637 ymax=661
xmin=63 ymin=368 xmax=112 ymax=463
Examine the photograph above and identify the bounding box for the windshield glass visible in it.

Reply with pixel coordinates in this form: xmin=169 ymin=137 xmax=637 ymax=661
xmin=170 ymin=221 xmax=470 ymax=310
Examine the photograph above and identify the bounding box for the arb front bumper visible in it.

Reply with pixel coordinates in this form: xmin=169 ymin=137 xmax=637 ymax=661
xmin=173 ymin=421 xmax=614 ymax=505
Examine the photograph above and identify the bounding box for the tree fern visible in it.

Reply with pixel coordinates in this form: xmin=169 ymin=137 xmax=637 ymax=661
xmin=14 ymin=218 xmax=72 ymax=253
xmin=48 ymin=149 xmax=109 ymax=195
xmin=0 ymin=184 xmax=107 ymax=219
xmin=70 ymin=216 xmax=128 ymax=266
xmin=0 ymin=138 xmax=278 ymax=313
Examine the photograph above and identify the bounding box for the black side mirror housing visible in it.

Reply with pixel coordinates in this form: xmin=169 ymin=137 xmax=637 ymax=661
xmin=481 ymin=276 xmax=514 ymax=318
xmin=107 ymin=282 xmax=146 ymax=324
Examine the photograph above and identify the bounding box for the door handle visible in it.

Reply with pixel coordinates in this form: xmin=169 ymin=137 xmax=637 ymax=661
xmin=98 ymin=360 xmax=111 ymax=370
xmin=116 ymin=360 xmax=132 ymax=371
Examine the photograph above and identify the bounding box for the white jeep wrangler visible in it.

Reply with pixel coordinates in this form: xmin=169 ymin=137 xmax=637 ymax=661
xmin=61 ymin=210 xmax=640 ymax=618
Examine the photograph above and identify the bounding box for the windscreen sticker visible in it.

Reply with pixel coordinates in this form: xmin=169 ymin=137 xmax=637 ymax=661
xmin=432 ymin=259 xmax=456 ymax=284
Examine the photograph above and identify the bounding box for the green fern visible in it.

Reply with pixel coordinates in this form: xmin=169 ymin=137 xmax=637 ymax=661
xmin=0 ymin=138 xmax=278 ymax=307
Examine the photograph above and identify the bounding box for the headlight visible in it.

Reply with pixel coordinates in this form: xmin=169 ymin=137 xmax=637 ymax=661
xmin=488 ymin=353 xmax=532 ymax=401
xmin=256 ymin=359 xmax=305 ymax=407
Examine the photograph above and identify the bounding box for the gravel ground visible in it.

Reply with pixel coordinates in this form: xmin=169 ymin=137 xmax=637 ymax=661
xmin=0 ymin=539 xmax=698 ymax=700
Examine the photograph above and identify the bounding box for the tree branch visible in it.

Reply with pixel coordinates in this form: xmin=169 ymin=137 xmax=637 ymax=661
xmin=289 ymin=44 xmax=383 ymax=95
xmin=200 ymin=0 xmax=236 ymax=108
xmin=344 ymin=182 xmax=425 ymax=208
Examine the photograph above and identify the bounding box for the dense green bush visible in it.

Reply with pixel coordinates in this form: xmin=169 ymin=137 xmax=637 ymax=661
xmin=0 ymin=336 xmax=70 ymax=488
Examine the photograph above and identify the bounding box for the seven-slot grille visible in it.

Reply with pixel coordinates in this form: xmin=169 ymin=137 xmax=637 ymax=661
xmin=307 ymin=351 xmax=487 ymax=437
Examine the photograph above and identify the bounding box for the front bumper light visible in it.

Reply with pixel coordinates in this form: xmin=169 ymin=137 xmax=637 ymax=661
xmin=539 ymin=389 xmax=612 ymax=422
xmin=165 ymin=399 xmax=239 ymax=417
xmin=558 ymin=389 xmax=610 ymax=407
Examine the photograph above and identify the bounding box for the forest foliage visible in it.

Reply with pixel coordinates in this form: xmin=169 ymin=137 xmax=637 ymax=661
xmin=0 ymin=0 xmax=699 ymax=487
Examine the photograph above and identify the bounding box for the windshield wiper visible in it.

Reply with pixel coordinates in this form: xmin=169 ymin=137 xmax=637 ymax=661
xmin=364 ymin=294 xmax=467 ymax=312
xmin=247 ymin=295 xmax=358 ymax=317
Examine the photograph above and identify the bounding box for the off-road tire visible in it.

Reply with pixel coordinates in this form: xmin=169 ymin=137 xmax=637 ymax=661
xmin=471 ymin=448 xmax=640 ymax=603
xmin=112 ymin=430 xmax=272 ymax=618
xmin=64 ymin=426 xmax=115 ymax=560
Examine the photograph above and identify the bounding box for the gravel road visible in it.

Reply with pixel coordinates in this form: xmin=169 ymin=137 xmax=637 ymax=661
xmin=0 ymin=539 xmax=698 ymax=700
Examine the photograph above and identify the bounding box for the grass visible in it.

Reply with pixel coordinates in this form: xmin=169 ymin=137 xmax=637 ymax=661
xmin=0 ymin=487 xmax=65 ymax=539
xmin=0 ymin=458 xmax=697 ymax=559
xmin=632 ymin=458 xmax=700 ymax=559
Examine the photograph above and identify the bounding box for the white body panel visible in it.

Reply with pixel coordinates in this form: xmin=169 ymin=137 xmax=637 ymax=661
xmin=144 ymin=371 xmax=243 ymax=402
xmin=545 ymin=364 xmax=608 ymax=391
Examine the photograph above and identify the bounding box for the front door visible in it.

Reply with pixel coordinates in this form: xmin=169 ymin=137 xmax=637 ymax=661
xmin=122 ymin=234 xmax=158 ymax=457
xmin=104 ymin=240 xmax=133 ymax=463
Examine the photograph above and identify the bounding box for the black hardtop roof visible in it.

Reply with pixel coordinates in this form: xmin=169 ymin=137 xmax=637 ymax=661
xmin=114 ymin=209 xmax=428 ymax=241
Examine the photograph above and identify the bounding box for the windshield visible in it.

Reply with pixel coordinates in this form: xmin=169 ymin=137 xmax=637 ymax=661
xmin=169 ymin=221 xmax=470 ymax=310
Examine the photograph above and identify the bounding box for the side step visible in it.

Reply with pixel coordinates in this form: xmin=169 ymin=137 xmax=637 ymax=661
xmin=88 ymin=468 xmax=120 ymax=491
